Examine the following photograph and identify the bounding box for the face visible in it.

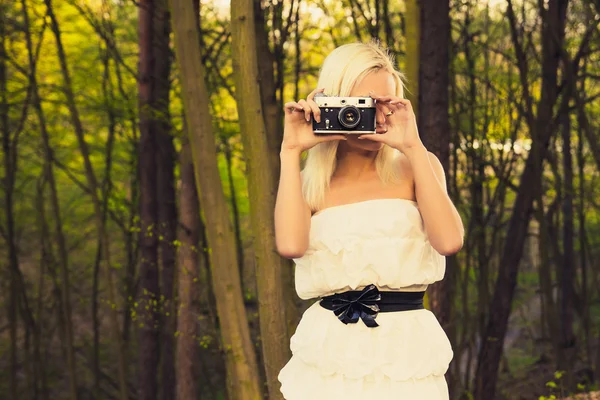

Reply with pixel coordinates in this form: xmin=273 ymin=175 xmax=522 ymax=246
xmin=339 ymin=69 xmax=397 ymax=153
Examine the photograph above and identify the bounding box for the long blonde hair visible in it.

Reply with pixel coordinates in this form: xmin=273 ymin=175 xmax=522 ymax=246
xmin=302 ymin=41 xmax=407 ymax=210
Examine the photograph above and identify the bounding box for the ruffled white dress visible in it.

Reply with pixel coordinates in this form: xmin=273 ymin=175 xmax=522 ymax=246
xmin=277 ymin=198 xmax=454 ymax=399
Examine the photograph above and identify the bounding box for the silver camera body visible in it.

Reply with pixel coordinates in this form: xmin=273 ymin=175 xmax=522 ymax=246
xmin=312 ymin=95 xmax=377 ymax=135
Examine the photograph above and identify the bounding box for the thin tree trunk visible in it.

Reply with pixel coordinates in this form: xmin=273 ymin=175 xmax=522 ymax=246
xmin=34 ymin=203 xmax=47 ymax=400
xmin=43 ymin=1 xmax=129 ymax=398
xmin=293 ymin=1 xmax=301 ymax=101
xmin=35 ymin=43 xmax=78 ymax=400
xmin=559 ymin=102 xmax=575 ymax=382
xmin=137 ymin=0 xmax=160 ymax=398
xmin=1 ymin=6 xmax=19 ymax=398
xmin=576 ymin=72 xmax=591 ymax=370
xmin=382 ymin=0 xmax=394 ymax=56
xmin=35 ymin=180 xmax=50 ymax=400
xmin=26 ymin=3 xmax=78 ymax=399
xmin=169 ymin=1 xmax=263 ymax=398
xmin=175 ymin=138 xmax=200 ymax=400
xmin=404 ymin=0 xmax=419 ymax=124
xmin=253 ymin=0 xmax=299 ymax=343
xmin=536 ymin=193 xmax=560 ymax=356
xmin=110 ymin=38 xmax=140 ymax=347
xmin=223 ymin=138 xmax=245 ymax=284
xmin=418 ymin=0 xmax=453 ymax=331
xmin=94 ymin=16 xmax=117 ymax=396
xmin=473 ymin=1 xmax=569 ymax=398
xmin=231 ymin=0 xmax=291 ymax=397
xmin=152 ymin=1 xmax=176 ymax=398
xmin=253 ymin=0 xmax=281 ymax=177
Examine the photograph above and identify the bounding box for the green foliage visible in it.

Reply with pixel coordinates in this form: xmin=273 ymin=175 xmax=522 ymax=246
xmin=2 ymin=0 xmax=600 ymax=398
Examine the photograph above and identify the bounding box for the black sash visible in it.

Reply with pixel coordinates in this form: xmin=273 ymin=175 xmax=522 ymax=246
xmin=319 ymin=284 xmax=425 ymax=328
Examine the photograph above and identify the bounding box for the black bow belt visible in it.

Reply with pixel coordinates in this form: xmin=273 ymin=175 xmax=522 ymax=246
xmin=319 ymin=284 xmax=425 ymax=328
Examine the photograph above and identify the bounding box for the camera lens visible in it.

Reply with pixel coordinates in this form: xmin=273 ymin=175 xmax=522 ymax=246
xmin=338 ymin=105 xmax=361 ymax=129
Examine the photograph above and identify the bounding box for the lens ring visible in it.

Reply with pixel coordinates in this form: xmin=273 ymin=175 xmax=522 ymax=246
xmin=338 ymin=105 xmax=361 ymax=129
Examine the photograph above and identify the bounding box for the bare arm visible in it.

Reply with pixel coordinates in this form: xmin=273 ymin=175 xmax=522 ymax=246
xmin=360 ymin=95 xmax=463 ymax=256
xmin=274 ymin=88 xmax=345 ymax=259
xmin=274 ymin=149 xmax=311 ymax=259
xmin=406 ymin=146 xmax=464 ymax=256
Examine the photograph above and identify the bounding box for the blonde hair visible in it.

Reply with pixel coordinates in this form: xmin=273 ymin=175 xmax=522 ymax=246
xmin=302 ymin=41 xmax=407 ymax=210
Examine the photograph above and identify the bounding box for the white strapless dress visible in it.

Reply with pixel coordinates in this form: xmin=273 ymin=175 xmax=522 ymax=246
xmin=277 ymin=198 xmax=454 ymax=399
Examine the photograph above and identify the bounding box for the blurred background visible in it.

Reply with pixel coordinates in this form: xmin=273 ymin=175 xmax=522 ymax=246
xmin=0 ymin=0 xmax=599 ymax=399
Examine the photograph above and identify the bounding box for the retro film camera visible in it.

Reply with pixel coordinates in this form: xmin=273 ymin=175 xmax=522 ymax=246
xmin=312 ymin=93 xmax=377 ymax=135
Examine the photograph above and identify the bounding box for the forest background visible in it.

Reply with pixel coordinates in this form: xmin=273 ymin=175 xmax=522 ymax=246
xmin=1 ymin=0 xmax=599 ymax=399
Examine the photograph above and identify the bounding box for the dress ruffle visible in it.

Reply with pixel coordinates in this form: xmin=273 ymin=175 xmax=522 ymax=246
xmin=278 ymin=301 xmax=453 ymax=399
xmin=294 ymin=199 xmax=445 ymax=300
xmin=278 ymin=357 xmax=449 ymax=399
xmin=280 ymin=199 xmax=453 ymax=399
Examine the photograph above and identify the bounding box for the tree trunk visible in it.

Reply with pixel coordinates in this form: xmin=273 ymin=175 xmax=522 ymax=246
xmin=35 ymin=181 xmax=51 ymax=400
xmin=169 ymin=0 xmax=263 ymax=398
xmin=576 ymin=73 xmax=591 ymax=369
xmin=29 ymin=3 xmax=79 ymax=399
xmin=404 ymin=0 xmax=419 ymax=114
xmin=94 ymin=15 xmax=119 ymax=395
xmin=223 ymin=138 xmax=245 ymax=284
xmin=231 ymin=0 xmax=292 ymax=398
xmin=36 ymin=43 xmax=79 ymax=400
xmin=43 ymin=1 xmax=129 ymax=398
xmin=253 ymin=0 xmax=299 ymax=343
xmin=473 ymin=1 xmax=569 ymax=398
xmin=138 ymin=0 xmax=160 ymax=398
xmin=151 ymin=1 xmax=177 ymax=398
xmin=253 ymin=0 xmax=281 ymax=178
xmin=176 ymin=138 xmax=200 ymax=400
xmin=536 ymin=193 xmax=560 ymax=357
xmin=418 ymin=0 xmax=453 ymax=332
xmin=559 ymin=103 xmax=575 ymax=380
xmin=1 ymin=6 xmax=20 ymax=398
xmin=418 ymin=2 xmax=456 ymax=395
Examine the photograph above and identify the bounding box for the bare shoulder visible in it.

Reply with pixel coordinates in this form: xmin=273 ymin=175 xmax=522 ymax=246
xmin=395 ymin=150 xmax=447 ymax=193
xmin=397 ymin=150 xmax=445 ymax=174
xmin=395 ymin=151 xmax=413 ymax=178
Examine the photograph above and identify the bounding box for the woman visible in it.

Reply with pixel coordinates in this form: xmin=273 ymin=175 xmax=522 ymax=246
xmin=275 ymin=41 xmax=464 ymax=399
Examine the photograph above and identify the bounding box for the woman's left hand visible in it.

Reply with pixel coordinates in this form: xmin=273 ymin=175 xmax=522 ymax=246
xmin=358 ymin=93 xmax=424 ymax=153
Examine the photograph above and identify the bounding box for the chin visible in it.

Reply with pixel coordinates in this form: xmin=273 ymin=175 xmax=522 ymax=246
xmin=344 ymin=136 xmax=384 ymax=152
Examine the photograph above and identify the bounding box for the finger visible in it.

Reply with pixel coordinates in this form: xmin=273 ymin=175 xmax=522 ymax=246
xmin=307 ymin=87 xmax=325 ymax=101
xmin=284 ymin=101 xmax=303 ymax=114
xmin=370 ymin=92 xmax=396 ymax=102
xmin=307 ymin=98 xmax=321 ymax=123
xmin=376 ymin=101 xmax=395 ymax=114
xmin=389 ymin=99 xmax=409 ymax=106
xmin=371 ymin=96 xmax=401 ymax=103
xmin=389 ymin=99 xmax=411 ymax=112
xmin=381 ymin=101 xmax=403 ymax=117
xmin=375 ymin=102 xmax=397 ymax=122
xmin=297 ymin=99 xmax=312 ymax=122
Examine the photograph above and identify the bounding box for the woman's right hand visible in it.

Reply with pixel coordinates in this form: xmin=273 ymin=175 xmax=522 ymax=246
xmin=281 ymin=88 xmax=346 ymax=153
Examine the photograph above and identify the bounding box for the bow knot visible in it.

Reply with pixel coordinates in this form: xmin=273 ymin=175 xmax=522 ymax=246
xmin=327 ymin=284 xmax=381 ymax=328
